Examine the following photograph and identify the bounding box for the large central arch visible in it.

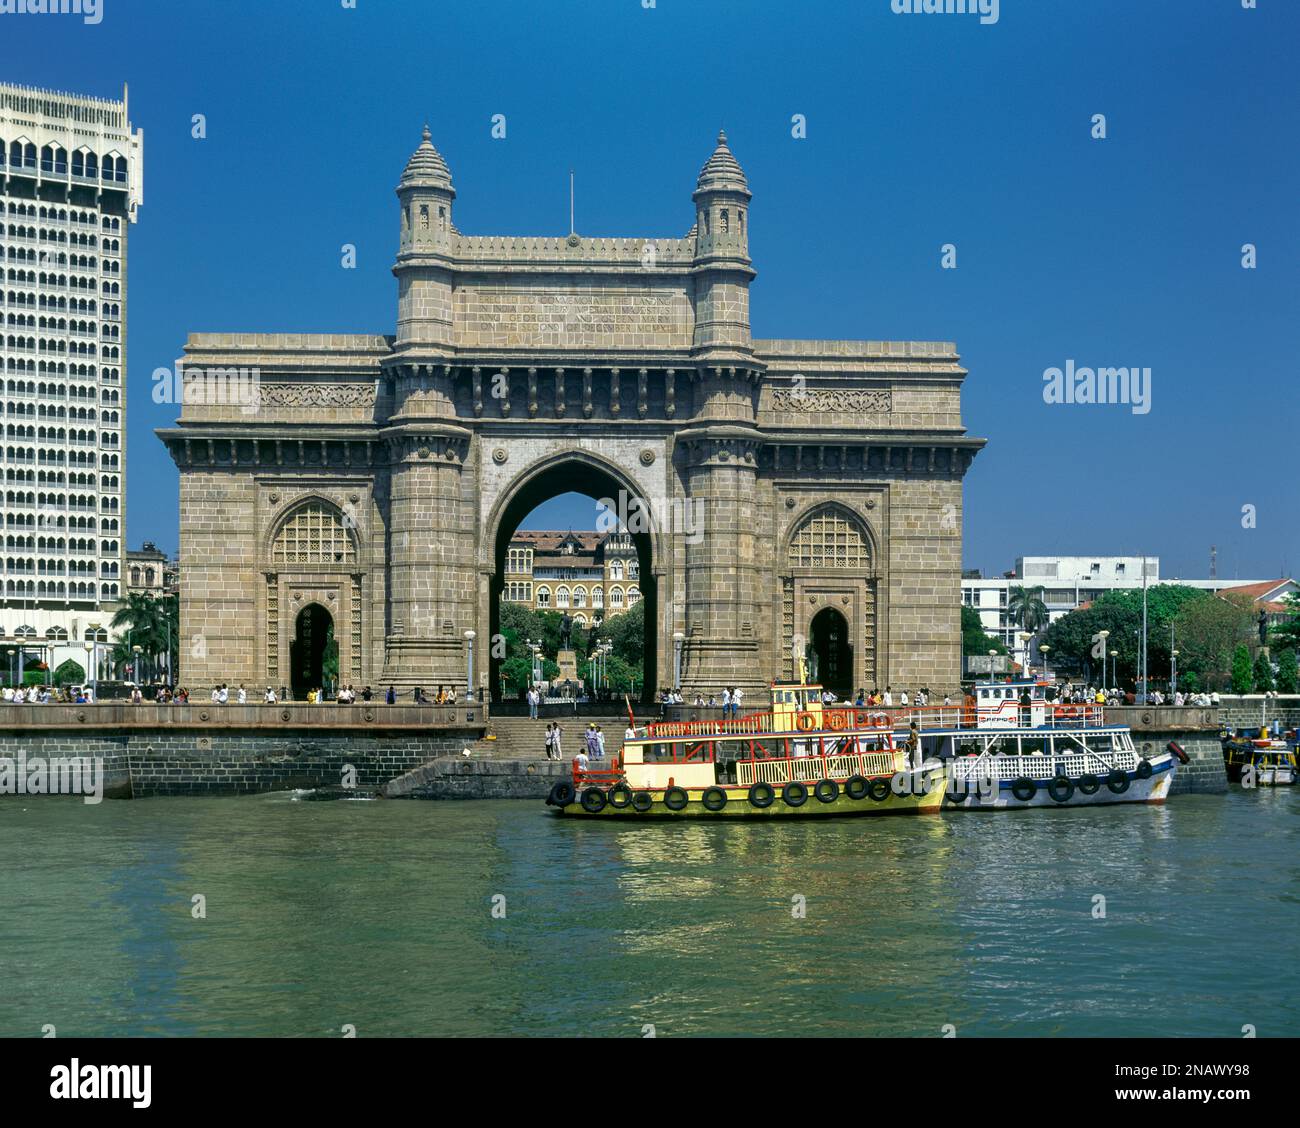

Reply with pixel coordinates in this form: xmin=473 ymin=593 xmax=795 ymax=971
xmin=484 ymin=453 xmax=660 ymax=704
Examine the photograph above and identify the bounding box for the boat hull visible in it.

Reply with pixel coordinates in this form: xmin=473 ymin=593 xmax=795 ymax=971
xmin=945 ymin=754 xmax=1176 ymax=810
xmin=550 ymin=769 xmax=946 ymax=819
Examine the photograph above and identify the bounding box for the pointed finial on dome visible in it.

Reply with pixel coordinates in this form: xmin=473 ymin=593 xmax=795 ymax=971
xmin=400 ymin=124 xmax=454 ymax=194
xmin=695 ymin=128 xmax=749 ymax=197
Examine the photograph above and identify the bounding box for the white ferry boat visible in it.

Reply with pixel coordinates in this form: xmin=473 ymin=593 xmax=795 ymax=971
xmin=901 ymin=678 xmax=1183 ymax=809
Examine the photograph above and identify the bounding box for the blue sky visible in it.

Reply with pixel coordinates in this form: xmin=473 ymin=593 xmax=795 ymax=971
xmin=5 ymin=0 xmax=1296 ymax=581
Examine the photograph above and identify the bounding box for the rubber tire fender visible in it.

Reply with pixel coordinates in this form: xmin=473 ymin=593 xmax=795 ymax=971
xmin=814 ymin=779 xmax=839 ymax=804
xmin=580 ymin=788 xmax=607 ymax=813
xmin=1135 ymin=759 xmax=1153 ymax=780
xmin=867 ymin=779 xmax=891 ymax=802
xmin=631 ymin=790 xmax=654 ymax=812
xmin=844 ymin=774 xmax=870 ymax=801
xmin=548 ymin=780 xmax=576 ymax=807
xmin=663 ymin=786 xmax=689 ymax=811
xmin=701 ymin=786 xmax=728 ymax=812
xmin=1077 ymin=773 xmax=1101 ymax=796
xmin=1106 ymin=769 xmax=1130 ymax=794
xmin=748 ymin=782 xmax=776 ymax=809
xmin=782 ymin=781 xmax=809 ymax=807
xmin=1046 ymin=776 xmax=1074 ymax=804
xmin=607 ymin=783 xmax=633 ymax=809
xmin=1011 ymin=777 xmax=1037 ymax=802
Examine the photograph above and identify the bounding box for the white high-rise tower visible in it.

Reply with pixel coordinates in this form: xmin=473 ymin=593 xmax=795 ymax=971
xmin=0 ymin=81 xmax=143 ymax=680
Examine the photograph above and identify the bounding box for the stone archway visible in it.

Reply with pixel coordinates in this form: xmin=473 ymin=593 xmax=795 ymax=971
xmin=810 ymin=606 xmax=853 ymax=700
xmin=483 ymin=453 xmax=660 ymax=704
xmin=290 ymin=602 xmax=334 ymax=699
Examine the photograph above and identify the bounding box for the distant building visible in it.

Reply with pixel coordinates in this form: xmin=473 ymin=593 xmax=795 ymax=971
xmin=503 ymin=529 xmax=641 ymax=627
xmin=1215 ymin=579 xmax=1297 ymax=634
xmin=125 ymin=541 xmax=177 ymax=598
xmin=963 ymin=554 xmax=1277 ymax=668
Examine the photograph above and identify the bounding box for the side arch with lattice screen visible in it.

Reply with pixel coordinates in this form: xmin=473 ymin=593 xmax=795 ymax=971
xmin=786 ymin=505 xmax=873 ymax=570
xmin=270 ymin=501 xmax=357 ymax=565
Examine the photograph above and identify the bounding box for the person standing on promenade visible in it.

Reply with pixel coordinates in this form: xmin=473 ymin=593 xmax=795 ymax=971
xmin=527 ymin=685 xmax=539 ymax=720
xmin=595 ymin=725 xmax=606 ymax=761
xmin=237 ymin=684 xmax=247 ymax=705
xmin=732 ymin=686 xmax=744 ymax=718
xmin=385 ymin=685 xmax=396 ymax=704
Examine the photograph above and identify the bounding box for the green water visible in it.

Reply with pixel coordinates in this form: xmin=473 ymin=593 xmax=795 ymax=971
xmin=1 ymin=791 xmax=1297 ymax=1037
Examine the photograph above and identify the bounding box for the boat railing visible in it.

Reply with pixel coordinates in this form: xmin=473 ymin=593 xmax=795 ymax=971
xmin=951 ymin=749 xmax=1137 ymax=781
xmin=648 ymin=703 xmax=1106 ymax=739
xmin=736 ymin=748 xmax=903 ymax=787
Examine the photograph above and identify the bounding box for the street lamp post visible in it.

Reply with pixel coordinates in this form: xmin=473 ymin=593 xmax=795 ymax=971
xmin=672 ymin=631 xmax=685 ymax=694
xmin=83 ymin=641 xmax=93 ymax=699
xmin=5 ymin=643 xmax=14 ymax=688
xmin=987 ymin=648 xmax=998 ymax=677
xmin=464 ymin=630 xmax=476 ymax=702
xmin=1018 ymin=632 xmax=1032 ymax=676
xmin=1097 ymin=629 xmax=1110 ymax=691
xmin=1109 ymin=649 xmax=1118 ymax=694
xmin=1039 ymin=644 xmax=1051 ymax=680
xmin=1171 ymin=649 xmax=1179 ymax=698
xmin=132 ymin=644 xmax=142 ymax=685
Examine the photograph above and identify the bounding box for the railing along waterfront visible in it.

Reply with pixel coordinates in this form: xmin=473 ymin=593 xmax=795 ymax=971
xmin=0 ymin=702 xmax=488 ymax=729
xmin=950 ymin=748 xmax=1138 ymax=782
xmin=650 ymin=703 xmax=1106 ymax=738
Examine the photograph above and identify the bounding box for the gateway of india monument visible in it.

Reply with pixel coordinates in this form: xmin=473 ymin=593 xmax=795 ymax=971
xmin=158 ymin=128 xmax=985 ymax=702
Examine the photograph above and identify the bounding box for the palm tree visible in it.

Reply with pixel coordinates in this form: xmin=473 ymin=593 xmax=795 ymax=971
xmin=1008 ymin=585 xmax=1050 ymax=671
xmin=109 ymin=593 xmax=168 ymax=681
xmin=1008 ymin=585 xmax=1049 ymax=632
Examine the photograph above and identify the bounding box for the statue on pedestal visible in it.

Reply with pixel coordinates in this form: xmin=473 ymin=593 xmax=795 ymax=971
xmin=559 ymin=613 xmax=573 ymax=650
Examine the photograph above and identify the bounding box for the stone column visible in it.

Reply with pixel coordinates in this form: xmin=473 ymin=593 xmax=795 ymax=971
xmin=380 ymin=421 xmax=474 ymax=690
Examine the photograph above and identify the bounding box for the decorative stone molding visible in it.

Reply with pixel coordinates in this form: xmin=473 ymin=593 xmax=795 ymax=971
xmin=639 ymin=448 xmax=656 ymax=466
xmin=492 ymin=447 xmax=508 ymax=464
xmin=771 ymin=388 xmax=892 ymax=414
xmin=259 ymin=382 xmax=377 ymax=408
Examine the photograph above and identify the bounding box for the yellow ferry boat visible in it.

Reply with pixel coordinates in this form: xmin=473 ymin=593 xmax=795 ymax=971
xmin=545 ymin=680 xmax=945 ymax=819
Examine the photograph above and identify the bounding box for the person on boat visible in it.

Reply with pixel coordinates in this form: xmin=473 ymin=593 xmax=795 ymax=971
xmin=905 ymin=722 xmax=921 ymax=769
xmin=574 ymin=748 xmax=589 ymax=776
xmin=624 ymin=722 xmax=637 ymax=745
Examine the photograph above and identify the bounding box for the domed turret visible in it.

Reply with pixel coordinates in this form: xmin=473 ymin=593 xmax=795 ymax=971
xmin=397 ymin=125 xmax=455 ymax=255
xmin=691 ymin=130 xmax=754 ymax=357
xmin=400 ymin=125 xmax=455 ymax=193
xmin=695 ymin=129 xmax=749 ymax=197
xmin=692 ymin=130 xmax=750 ymax=264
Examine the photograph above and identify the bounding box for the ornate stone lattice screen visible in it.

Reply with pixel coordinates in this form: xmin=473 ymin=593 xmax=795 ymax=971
xmin=787 ymin=506 xmax=873 ymax=570
xmin=271 ymin=503 xmax=357 ymax=565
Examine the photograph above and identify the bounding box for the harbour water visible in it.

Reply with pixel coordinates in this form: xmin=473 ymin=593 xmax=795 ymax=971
xmin=1 ymin=791 xmax=1297 ymax=1038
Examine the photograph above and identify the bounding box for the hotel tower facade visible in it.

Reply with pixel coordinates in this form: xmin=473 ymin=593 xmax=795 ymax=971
xmin=0 ymin=81 xmax=143 ymax=680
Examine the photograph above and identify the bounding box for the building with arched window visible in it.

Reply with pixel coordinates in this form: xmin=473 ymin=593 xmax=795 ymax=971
xmin=161 ymin=126 xmax=984 ymax=697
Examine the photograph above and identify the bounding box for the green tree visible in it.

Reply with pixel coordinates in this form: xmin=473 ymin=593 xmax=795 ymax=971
xmin=53 ymin=659 xmax=85 ymax=685
xmin=1270 ymin=593 xmax=1300 ymax=651
xmin=1040 ymin=601 xmax=1140 ymax=684
xmin=600 ymin=603 xmax=645 ymax=667
xmin=1253 ymin=650 xmax=1275 ymax=693
xmin=1231 ymin=644 xmax=1254 ymax=693
xmin=1174 ymin=593 xmax=1254 ymax=689
xmin=1275 ymin=648 xmax=1298 ymax=694
xmin=109 ymin=592 xmax=177 ymax=681
xmin=961 ymin=606 xmax=1006 ymax=656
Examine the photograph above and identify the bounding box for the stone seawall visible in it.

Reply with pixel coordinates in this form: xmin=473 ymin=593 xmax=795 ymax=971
xmin=1217 ymin=694 xmax=1300 ymax=731
xmin=0 ymin=706 xmax=486 ymax=797
xmin=386 ymin=758 xmax=570 ymax=800
xmin=1107 ymin=706 xmax=1226 ymax=795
